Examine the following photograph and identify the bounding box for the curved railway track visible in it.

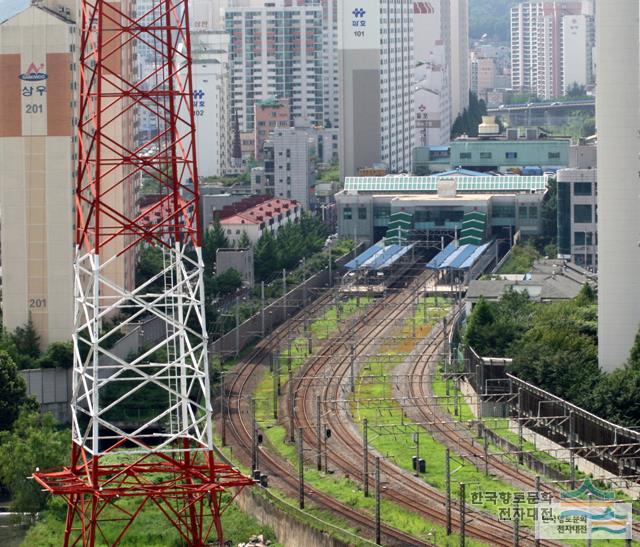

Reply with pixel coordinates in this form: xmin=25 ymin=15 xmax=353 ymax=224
xmin=221 ymin=288 xmax=429 ymax=546
xmin=290 ymin=273 xmax=555 ymax=546
xmin=403 ymin=314 xmax=640 ymax=543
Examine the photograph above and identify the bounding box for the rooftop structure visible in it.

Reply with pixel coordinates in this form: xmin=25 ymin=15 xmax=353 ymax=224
xmin=343 ymin=175 xmax=549 ymax=194
xmin=218 ymin=197 xmax=301 ymax=245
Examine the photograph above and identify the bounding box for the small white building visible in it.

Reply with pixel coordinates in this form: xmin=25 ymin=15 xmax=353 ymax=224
xmin=219 ymin=198 xmax=301 ymax=246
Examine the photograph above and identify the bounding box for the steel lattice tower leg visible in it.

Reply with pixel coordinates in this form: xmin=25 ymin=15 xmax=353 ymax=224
xmin=32 ymin=1 xmax=252 ymax=545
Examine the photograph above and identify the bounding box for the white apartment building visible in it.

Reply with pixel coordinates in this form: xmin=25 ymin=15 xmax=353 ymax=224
xmin=220 ymin=198 xmax=301 ymax=245
xmin=596 ymin=1 xmax=640 ymax=371
xmin=190 ymin=31 xmax=232 ymax=177
xmin=511 ymin=1 xmax=594 ymax=99
xmin=225 ymin=3 xmax=324 ymax=132
xmin=447 ymin=0 xmax=470 ymax=120
xmin=270 ymin=127 xmax=315 ymax=209
xmin=339 ymin=0 xmax=414 ymax=178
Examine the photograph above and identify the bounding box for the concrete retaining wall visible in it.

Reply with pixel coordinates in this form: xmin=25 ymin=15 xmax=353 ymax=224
xmin=20 ymin=367 xmax=71 ymax=423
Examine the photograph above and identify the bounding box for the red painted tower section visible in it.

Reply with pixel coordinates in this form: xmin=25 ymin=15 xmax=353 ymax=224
xmin=32 ymin=1 xmax=253 ymax=545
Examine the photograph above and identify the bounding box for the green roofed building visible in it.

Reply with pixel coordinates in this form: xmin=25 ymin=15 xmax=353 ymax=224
xmin=336 ymin=174 xmax=548 ymax=246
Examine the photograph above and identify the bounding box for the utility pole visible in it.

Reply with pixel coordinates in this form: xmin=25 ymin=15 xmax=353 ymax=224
xmin=261 ymin=281 xmax=265 ymax=337
xmin=414 ymin=431 xmax=420 ymax=477
xmin=297 ymin=427 xmax=304 ymax=509
xmin=535 ymin=476 xmax=541 ymax=547
xmin=363 ymin=417 xmax=369 ymax=497
xmin=272 ymin=354 xmax=279 ymax=420
xmin=316 ymin=396 xmax=322 ymax=471
xmin=288 ymin=365 xmax=295 ymax=443
xmin=302 ymin=256 xmax=307 ymax=306
xmin=235 ymin=296 xmax=240 ymax=356
xmin=517 ymin=388 xmax=524 ymax=465
xmin=251 ymin=398 xmax=258 ymax=473
xmin=445 ymin=449 xmax=452 ymax=535
xmin=459 ymin=482 xmax=466 ymax=547
xmin=328 ymin=250 xmax=332 ymax=287
xmin=483 ymin=433 xmax=489 ymax=477
xmin=220 ymin=371 xmax=226 ymax=447
xmin=569 ymin=411 xmax=576 ymax=489
xmin=375 ymin=457 xmax=381 ymax=545
xmin=282 ymin=268 xmax=287 ymax=320
xmin=350 ymin=343 xmax=356 ymax=393
xmin=513 ymin=508 xmax=520 ymax=547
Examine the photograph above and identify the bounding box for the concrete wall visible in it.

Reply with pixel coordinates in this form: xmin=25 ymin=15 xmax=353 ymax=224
xmin=20 ymin=367 xmax=71 ymax=423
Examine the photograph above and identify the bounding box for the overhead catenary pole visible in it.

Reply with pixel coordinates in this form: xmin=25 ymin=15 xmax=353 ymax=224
xmin=288 ymin=364 xmax=295 ymax=443
xmin=445 ymin=449 xmax=452 ymax=535
xmin=535 ymin=475 xmax=541 ymax=547
xmin=459 ymin=482 xmax=466 ymax=547
xmin=261 ymin=281 xmax=265 ymax=337
xmin=251 ymin=398 xmax=258 ymax=473
xmin=297 ymin=427 xmax=304 ymax=509
xmin=316 ymin=395 xmax=322 ymax=471
xmin=235 ymin=296 xmax=240 ymax=356
xmin=375 ymin=457 xmax=381 ymax=545
xmin=363 ymin=417 xmax=369 ymax=497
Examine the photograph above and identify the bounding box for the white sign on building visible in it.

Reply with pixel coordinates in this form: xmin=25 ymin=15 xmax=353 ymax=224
xmin=338 ymin=0 xmax=381 ymax=50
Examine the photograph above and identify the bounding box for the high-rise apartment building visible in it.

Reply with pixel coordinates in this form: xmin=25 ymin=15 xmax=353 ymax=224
xmin=447 ymin=0 xmax=470 ymax=120
xmin=412 ymin=0 xmax=469 ymax=147
xmin=339 ymin=0 xmax=414 ymax=178
xmin=511 ymin=1 xmax=594 ymax=99
xmin=189 ymin=31 xmax=232 ymax=177
xmin=225 ymin=3 xmax=324 ymax=132
xmin=0 ymin=1 xmax=75 ymax=346
xmin=596 ymin=1 xmax=640 ymax=371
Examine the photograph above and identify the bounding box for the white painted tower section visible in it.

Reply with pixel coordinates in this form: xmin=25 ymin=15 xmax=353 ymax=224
xmin=596 ymin=1 xmax=640 ymax=371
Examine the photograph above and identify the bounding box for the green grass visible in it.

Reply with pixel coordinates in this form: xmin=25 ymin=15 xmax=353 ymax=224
xmin=497 ymin=244 xmax=541 ymax=275
xmin=22 ymin=478 xmax=279 ymax=547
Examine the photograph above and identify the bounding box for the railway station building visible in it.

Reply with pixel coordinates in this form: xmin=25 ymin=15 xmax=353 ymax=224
xmin=335 ymin=174 xmax=549 ymax=246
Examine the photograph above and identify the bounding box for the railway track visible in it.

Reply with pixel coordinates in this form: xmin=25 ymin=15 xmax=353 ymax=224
xmin=290 ymin=273 xmax=554 ymax=546
xmin=221 ymin=289 xmax=429 ymax=546
xmin=402 ymin=314 xmax=640 ymax=543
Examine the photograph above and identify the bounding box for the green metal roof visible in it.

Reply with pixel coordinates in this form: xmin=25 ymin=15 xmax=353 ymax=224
xmin=343 ymin=175 xmax=548 ymax=194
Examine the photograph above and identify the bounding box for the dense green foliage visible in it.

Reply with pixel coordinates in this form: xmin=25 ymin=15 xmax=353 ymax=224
xmin=451 ymin=92 xmax=488 ymax=139
xmin=254 ymin=213 xmax=328 ymax=281
xmin=465 ymin=287 xmax=640 ymax=426
xmin=469 ymin=0 xmax=519 ymax=42
xmin=0 ymin=320 xmax=73 ymax=371
xmin=0 ymin=410 xmax=67 ymax=512
xmin=0 ymin=352 xmax=38 ymax=431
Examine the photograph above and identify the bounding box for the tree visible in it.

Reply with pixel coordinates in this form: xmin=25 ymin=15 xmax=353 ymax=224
xmin=204 ymin=219 xmax=231 ymax=266
xmin=254 ymin=230 xmax=279 ymax=281
xmin=566 ymin=83 xmax=587 ymax=99
xmin=237 ymin=230 xmax=251 ymax=249
xmin=37 ymin=341 xmax=73 ymax=369
xmin=0 ymin=410 xmax=67 ymax=512
xmin=12 ymin=318 xmax=41 ymax=360
xmin=451 ymin=92 xmax=487 ymax=139
xmin=135 ymin=245 xmax=164 ymax=292
xmin=214 ymin=268 xmax=243 ymax=296
xmin=0 ymin=351 xmax=37 ymax=431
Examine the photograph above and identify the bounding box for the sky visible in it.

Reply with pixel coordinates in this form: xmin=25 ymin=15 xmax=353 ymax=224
xmin=0 ymin=0 xmax=29 ymax=22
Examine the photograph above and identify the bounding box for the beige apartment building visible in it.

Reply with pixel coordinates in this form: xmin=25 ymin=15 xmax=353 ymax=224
xmin=0 ymin=0 xmax=135 ymax=348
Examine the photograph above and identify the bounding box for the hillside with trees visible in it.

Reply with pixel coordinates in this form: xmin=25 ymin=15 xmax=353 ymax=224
xmin=469 ymin=0 xmax=519 ymax=42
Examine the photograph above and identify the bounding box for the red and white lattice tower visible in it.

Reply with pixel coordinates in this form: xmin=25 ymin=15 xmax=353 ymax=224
xmin=32 ymin=1 xmax=252 ymax=545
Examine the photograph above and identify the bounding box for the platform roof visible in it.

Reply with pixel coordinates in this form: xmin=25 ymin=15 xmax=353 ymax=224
xmin=344 ymin=175 xmax=548 ymax=194
xmin=345 ymin=243 xmax=414 ymax=271
xmin=426 ymin=242 xmax=491 ymax=271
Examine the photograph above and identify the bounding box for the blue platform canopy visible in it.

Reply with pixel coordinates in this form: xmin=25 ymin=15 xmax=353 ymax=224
xmin=345 ymin=243 xmax=414 ymax=271
xmin=426 ymin=242 xmax=491 ymax=271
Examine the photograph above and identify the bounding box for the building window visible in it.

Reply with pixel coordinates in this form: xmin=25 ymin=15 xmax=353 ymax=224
xmin=358 ymin=207 xmax=367 ymax=220
xmin=518 ymin=205 xmax=528 ymax=218
xmin=480 ymin=152 xmax=492 ymax=159
xmin=573 ymin=182 xmax=592 ymax=196
xmin=505 ymin=152 xmax=518 ymax=159
xmin=343 ymin=207 xmax=352 ymax=220
xmin=492 ymin=205 xmax=515 ymax=218
xmin=459 ymin=152 xmax=472 ymax=160
xmin=574 ymin=232 xmax=594 ymax=245
xmin=548 ymin=152 xmax=561 ymax=160
xmin=528 ymin=205 xmax=538 ymax=218
xmin=574 ymin=204 xmax=592 ymax=223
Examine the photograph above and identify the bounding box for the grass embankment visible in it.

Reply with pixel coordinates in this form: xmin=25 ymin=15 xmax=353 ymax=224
xmin=497 ymin=244 xmax=540 ymax=275
xmin=254 ymin=297 xmax=481 ymax=545
xmin=23 ymin=470 xmax=279 ymax=547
